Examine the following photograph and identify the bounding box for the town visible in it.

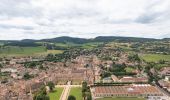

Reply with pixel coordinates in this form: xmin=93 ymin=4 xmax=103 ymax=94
xmin=0 ymin=37 xmax=170 ymax=100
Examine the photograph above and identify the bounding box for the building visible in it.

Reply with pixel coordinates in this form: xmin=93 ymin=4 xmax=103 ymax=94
xmin=91 ymin=84 xmax=163 ymax=98
xmin=159 ymin=67 xmax=170 ymax=76
xmin=111 ymin=75 xmax=119 ymax=82
xmin=120 ymin=76 xmax=148 ymax=83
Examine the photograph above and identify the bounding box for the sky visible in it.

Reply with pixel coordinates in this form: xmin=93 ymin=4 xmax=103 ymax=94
xmin=0 ymin=0 xmax=170 ymax=40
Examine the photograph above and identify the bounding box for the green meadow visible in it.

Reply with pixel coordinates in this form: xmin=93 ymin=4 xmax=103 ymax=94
xmin=140 ymin=54 xmax=170 ymax=62
xmin=0 ymin=46 xmax=63 ymax=57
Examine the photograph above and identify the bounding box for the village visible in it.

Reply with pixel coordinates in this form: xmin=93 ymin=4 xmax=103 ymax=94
xmin=0 ymin=45 xmax=170 ymax=100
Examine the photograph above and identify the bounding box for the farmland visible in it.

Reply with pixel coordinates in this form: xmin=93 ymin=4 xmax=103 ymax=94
xmin=0 ymin=46 xmax=63 ymax=57
xmin=140 ymin=54 xmax=170 ymax=62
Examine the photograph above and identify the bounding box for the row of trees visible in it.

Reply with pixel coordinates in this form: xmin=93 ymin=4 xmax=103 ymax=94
xmin=82 ymin=81 xmax=92 ymax=100
xmin=33 ymin=86 xmax=49 ymax=100
xmin=33 ymin=81 xmax=55 ymax=100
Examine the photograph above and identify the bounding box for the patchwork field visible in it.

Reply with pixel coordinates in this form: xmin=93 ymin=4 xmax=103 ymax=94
xmin=97 ymin=97 xmax=146 ymax=100
xmin=140 ymin=54 xmax=170 ymax=62
xmin=0 ymin=46 xmax=63 ymax=57
xmin=69 ymin=87 xmax=82 ymax=100
xmin=48 ymin=87 xmax=64 ymax=100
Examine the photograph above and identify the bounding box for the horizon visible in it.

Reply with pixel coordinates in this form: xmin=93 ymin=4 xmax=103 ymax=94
xmin=0 ymin=35 xmax=168 ymax=41
xmin=0 ymin=0 xmax=170 ymax=40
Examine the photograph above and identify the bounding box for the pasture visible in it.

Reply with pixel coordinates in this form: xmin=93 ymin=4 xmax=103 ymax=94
xmin=140 ymin=54 xmax=170 ymax=62
xmin=0 ymin=46 xmax=63 ymax=57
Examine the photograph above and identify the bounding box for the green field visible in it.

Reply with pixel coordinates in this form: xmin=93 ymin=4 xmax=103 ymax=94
xmin=97 ymin=97 xmax=145 ymax=100
xmin=48 ymin=87 xmax=64 ymax=100
xmin=140 ymin=54 xmax=170 ymax=62
xmin=38 ymin=50 xmax=63 ymax=55
xmin=0 ymin=46 xmax=63 ymax=57
xmin=125 ymin=67 xmax=135 ymax=73
xmin=69 ymin=87 xmax=82 ymax=100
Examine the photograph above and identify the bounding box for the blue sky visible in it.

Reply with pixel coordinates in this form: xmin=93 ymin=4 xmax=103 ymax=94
xmin=0 ymin=0 xmax=170 ymax=40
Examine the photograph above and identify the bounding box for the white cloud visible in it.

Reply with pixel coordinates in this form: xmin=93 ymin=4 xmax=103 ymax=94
xmin=0 ymin=0 xmax=170 ymax=40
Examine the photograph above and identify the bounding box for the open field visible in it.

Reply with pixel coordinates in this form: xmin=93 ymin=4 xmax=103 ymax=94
xmin=37 ymin=50 xmax=63 ymax=55
xmin=140 ymin=54 xmax=170 ymax=62
xmin=125 ymin=67 xmax=135 ymax=73
xmin=0 ymin=46 xmax=63 ymax=57
xmin=69 ymin=87 xmax=82 ymax=100
xmin=97 ymin=97 xmax=146 ymax=100
xmin=0 ymin=46 xmax=46 ymax=56
xmin=48 ymin=87 xmax=64 ymax=100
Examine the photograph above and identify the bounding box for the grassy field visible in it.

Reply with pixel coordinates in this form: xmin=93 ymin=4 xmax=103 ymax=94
xmin=97 ymin=97 xmax=146 ymax=100
xmin=125 ymin=67 xmax=135 ymax=73
xmin=140 ymin=54 xmax=170 ymax=62
xmin=0 ymin=46 xmax=46 ymax=56
xmin=0 ymin=46 xmax=63 ymax=57
xmin=37 ymin=50 xmax=63 ymax=55
xmin=48 ymin=87 xmax=64 ymax=100
xmin=69 ymin=87 xmax=82 ymax=100
xmin=81 ymin=42 xmax=103 ymax=49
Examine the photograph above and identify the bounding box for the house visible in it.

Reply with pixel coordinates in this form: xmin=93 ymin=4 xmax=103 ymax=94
xmin=1 ymin=68 xmax=17 ymax=73
xmin=159 ymin=67 xmax=170 ymax=76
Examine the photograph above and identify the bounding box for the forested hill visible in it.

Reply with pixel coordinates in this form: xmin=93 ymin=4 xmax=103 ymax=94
xmin=0 ymin=36 xmax=167 ymax=47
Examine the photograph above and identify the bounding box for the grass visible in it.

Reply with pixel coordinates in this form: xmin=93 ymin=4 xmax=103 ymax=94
xmin=140 ymin=54 xmax=170 ymax=62
xmin=69 ymin=87 xmax=82 ymax=100
xmin=125 ymin=67 xmax=135 ymax=73
xmin=97 ymin=97 xmax=145 ymax=100
xmin=48 ymin=87 xmax=64 ymax=100
xmin=0 ymin=46 xmax=63 ymax=57
xmin=0 ymin=46 xmax=46 ymax=56
xmin=37 ymin=50 xmax=63 ymax=56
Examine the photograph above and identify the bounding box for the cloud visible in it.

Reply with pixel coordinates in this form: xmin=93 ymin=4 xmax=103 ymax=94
xmin=0 ymin=0 xmax=170 ymax=40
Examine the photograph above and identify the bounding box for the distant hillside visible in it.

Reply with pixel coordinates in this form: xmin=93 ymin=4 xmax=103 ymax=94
xmin=1 ymin=36 xmax=161 ymax=47
xmin=39 ymin=36 xmax=89 ymax=44
xmin=92 ymin=36 xmax=157 ymax=42
xmin=163 ymin=38 xmax=170 ymax=41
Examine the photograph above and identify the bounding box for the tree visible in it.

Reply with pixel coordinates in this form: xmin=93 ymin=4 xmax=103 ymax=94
xmin=23 ymin=72 xmax=32 ymax=80
xmin=33 ymin=86 xmax=49 ymax=100
xmin=68 ymin=95 xmax=76 ymax=100
xmin=82 ymin=81 xmax=87 ymax=100
xmin=82 ymin=81 xmax=87 ymax=92
xmin=0 ymin=63 xmax=3 ymax=68
xmin=47 ymin=81 xmax=55 ymax=92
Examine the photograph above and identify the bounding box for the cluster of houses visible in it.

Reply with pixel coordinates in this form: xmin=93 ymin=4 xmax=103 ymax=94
xmin=158 ymin=67 xmax=170 ymax=92
xmin=0 ymin=56 xmax=100 ymax=100
xmin=0 ymin=52 xmax=169 ymax=100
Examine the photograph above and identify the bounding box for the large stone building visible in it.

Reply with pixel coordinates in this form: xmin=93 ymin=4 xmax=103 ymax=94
xmin=91 ymin=84 xmax=163 ymax=99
